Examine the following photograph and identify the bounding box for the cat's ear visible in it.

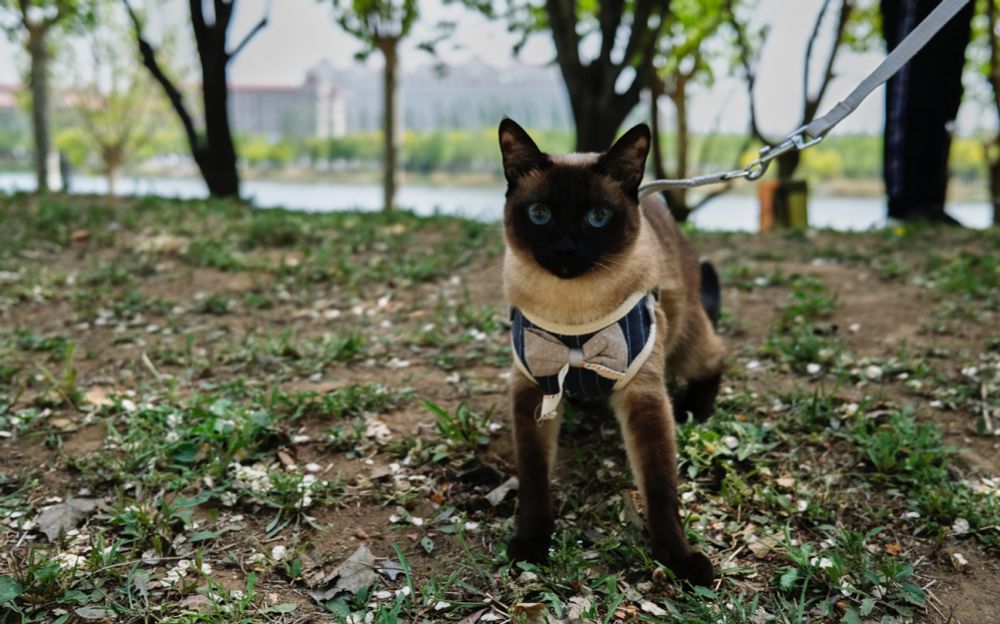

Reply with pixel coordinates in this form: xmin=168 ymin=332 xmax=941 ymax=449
xmin=596 ymin=124 xmax=650 ymax=197
xmin=499 ymin=118 xmax=548 ymax=183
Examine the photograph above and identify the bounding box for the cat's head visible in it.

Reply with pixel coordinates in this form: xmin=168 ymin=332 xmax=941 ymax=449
xmin=498 ymin=118 xmax=650 ymax=280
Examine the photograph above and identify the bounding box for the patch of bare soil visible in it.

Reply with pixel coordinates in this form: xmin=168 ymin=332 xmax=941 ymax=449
xmin=925 ymin=548 xmax=1000 ymax=624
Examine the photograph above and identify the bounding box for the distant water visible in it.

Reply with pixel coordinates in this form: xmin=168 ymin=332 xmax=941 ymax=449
xmin=0 ymin=172 xmax=992 ymax=231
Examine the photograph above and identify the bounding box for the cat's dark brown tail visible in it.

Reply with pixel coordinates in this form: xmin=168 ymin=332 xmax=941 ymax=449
xmin=699 ymin=261 xmax=721 ymax=329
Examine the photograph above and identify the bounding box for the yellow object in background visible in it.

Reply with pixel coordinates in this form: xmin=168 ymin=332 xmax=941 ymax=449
xmin=758 ymin=180 xmax=809 ymax=231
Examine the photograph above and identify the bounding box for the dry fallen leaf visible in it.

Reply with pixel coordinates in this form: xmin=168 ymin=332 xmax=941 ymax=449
xmin=178 ymin=594 xmax=213 ymax=613
xmin=49 ymin=417 xmax=75 ymax=431
xmin=35 ymin=498 xmax=103 ymax=542
xmin=308 ymin=545 xmax=378 ymax=603
xmin=83 ymin=387 xmax=115 ymax=409
xmin=134 ymin=234 xmax=190 ymax=254
xmin=455 ymin=608 xmax=488 ymax=624
xmin=775 ymin=476 xmax=795 ymax=489
xmin=885 ymin=543 xmax=902 ymax=555
xmin=950 ymin=552 xmax=969 ymax=572
xmin=511 ymin=603 xmax=548 ymax=624
xmin=564 ymin=595 xmax=593 ymax=621
xmin=747 ymin=534 xmax=781 ymax=559
xmin=640 ymin=600 xmax=667 ymax=616
xmin=379 ymin=559 xmax=404 ymax=581
xmin=485 ymin=476 xmax=518 ymax=507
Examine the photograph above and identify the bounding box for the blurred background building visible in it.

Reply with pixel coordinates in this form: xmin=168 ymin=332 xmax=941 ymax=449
xmin=228 ymin=58 xmax=571 ymax=139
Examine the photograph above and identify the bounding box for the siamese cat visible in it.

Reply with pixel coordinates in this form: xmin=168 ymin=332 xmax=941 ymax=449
xmin=499 ymin=119 xmax=724 ymax=586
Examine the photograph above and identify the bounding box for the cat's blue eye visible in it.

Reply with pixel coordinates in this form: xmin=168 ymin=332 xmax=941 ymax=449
xmin=527 ymin=203 xmax=551 ymax=225
xmin=586 ymin=206 xmax=612 ymax=228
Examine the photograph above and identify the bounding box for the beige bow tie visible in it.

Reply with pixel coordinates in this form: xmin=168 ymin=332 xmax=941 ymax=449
xmin=522 ymin=325 xmax=629 ymax=420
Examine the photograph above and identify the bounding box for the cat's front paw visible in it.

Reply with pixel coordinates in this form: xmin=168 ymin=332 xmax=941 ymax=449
xmin=507 ymin=535 xmax=551 ymax=564
xmin=659 ymin=551 xmax=714 ymax=587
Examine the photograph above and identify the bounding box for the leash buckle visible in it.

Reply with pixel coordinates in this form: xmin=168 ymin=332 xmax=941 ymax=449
xmin=748 ymin=126 xmax=825 ymax=181
xmin=789 ymin=126 xmax=824 ymax=150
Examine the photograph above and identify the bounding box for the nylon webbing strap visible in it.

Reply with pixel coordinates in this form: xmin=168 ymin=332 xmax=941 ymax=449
xmin=803 ymin=0 xmax=971 ymax=140
xmin=638 ymin=0 xmax=972 ymax=196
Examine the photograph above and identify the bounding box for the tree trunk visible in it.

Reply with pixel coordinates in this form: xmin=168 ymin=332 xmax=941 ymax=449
xmin=990 ymin=153 xmax=1000 ymax=226
xmin=776 ymin=150 xmax=801 ymax=181
xmin=381 ymin=39 xmax=398 ymax=211
xmin=102 ymin=144 xmax=123 ymax=196
xmin=572 ymin=96 xmax=626 ymax=153
xmin=650 ymin=77 xmax=668 ymax=181
xmin=673 ymin=79 xmax=688 ymax=182
xmin=200 ymin=52 xmax=240 ymax=198
xmin=106 ymin=165 xmax=119 ymax=197
xmin=667 ymin=78 xmax=692 ymax=222
xmin=28 ymin=29 xmax=51 ymax=194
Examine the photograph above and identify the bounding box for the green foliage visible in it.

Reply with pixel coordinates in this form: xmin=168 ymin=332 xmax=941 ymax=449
xmin=424 ymin=400 xmax=492 ymax=456
xmin=658 ymin=0 xmax=733 ymax=86
xmin=0 ymin=0 xmax=99 ymax=42
xmin=778 ymin=275 xmax=838 ymax=327
xmin=54 ymin=127 xmax=90 ymax=168
xmin=330 ymin=0 xmax=419 ymax=53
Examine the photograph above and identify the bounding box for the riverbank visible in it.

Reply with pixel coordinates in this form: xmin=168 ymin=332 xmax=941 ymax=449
xmin=1 ymin=163 xmax=994 ymax=200
xmin=0 ymin=171 xmax=994 ymax=230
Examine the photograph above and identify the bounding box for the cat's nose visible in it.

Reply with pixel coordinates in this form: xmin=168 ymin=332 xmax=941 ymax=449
xmin=553 ymin=235 xmax=577 ymax=255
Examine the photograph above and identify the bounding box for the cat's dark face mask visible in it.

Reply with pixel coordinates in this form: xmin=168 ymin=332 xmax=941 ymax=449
xmin=498 ymin=120 xmax=649 ymax=279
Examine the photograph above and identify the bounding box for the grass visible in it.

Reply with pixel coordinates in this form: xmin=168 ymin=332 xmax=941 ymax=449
xmin=0 ymin=194 xmax=998 ymax=623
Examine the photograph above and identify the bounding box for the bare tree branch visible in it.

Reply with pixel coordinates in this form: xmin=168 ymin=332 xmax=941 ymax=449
xmin=620 ymin=0 xmax=654 ymax=67
xmin=214 ymin=0 xmax=234 ymax=29
xmin=803 ymin=0 xmax=832 ymax=112
xmin=227 ymin=9 xmax=268 ymax=60
xmin=121 ymin=0 xmax=203 ymax=159
xmin=597 ymin=0 xmax=624 ymax=63
xmin=544 ymin=0 xmax=583 ymax=78
xmin=727 ymin=0 xmax=773 ymax=144
xmin=189 ymin=0 xmax=209 ymax=50
xmin=16 ymin=0 xmax=32 ymax=31
xmin=805 ymin=0 xmax=852 ymax=121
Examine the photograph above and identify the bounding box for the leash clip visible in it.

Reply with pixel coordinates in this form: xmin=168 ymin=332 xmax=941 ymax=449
xmin=746 ymin=126 xmax=824 ymax=181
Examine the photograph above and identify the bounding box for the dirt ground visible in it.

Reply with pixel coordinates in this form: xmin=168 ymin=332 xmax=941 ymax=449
xmin=0 ymin=195 xmax=998 ymax=623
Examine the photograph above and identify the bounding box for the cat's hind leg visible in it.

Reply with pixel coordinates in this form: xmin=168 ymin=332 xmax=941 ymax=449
xmin=669 ymin=307 xmax=724 ymax=422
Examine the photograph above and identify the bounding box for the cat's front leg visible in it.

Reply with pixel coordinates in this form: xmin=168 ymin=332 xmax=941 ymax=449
xmin=612 ymin=374 xmax=714 ymax=586
xmin=507 ymin=372 xmax=562 ymax=564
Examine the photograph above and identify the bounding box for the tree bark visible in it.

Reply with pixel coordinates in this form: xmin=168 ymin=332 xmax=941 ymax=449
xmin=545 ymin=0 xmax=667 ymax=153
xmin=991 ymin=149 xmax=1000 ymax=226
xmin=566 ymin=72 xmax=640 ymax=152
xmin=200 ymin=49 xmax=240 ymax=198
xmin=106 ymin=164 xmax=119 ymax=197
xmin=574 ymin=116 xmax=620 ymax=153
xmin=672 ymin=78 xmax=688 ymax=183
xmin=28 ymin=29 xmax=51 ymax=193
xmin=665 ymin=76 xmax=692 ymax=222
xmin=124 ymin=0 xmax=252 ymax=199
xmin=776 ymin=151 xmax=801 ymax=182
xmin=102 ymin=145 xmax=123 ymax=197
xmin=649 ymin=76 xmax=667 ymax=181
xmin=380 ymin=38 xmax=398 ymax=211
